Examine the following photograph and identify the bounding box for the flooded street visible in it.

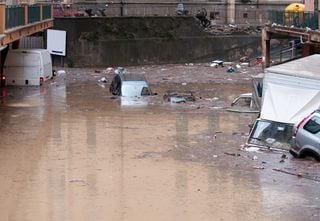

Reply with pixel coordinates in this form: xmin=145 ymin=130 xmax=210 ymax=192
xmin=0 ymin=64 xmax=319 ymax=221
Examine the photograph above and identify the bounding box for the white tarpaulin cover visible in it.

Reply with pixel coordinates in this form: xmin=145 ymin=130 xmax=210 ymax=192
xmin=260 ymin=83 xmax=320 ymax=124
xmin=261 ymin=54 xmax=320 ymax=124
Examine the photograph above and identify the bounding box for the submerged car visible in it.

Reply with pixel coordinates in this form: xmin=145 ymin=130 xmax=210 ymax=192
xmin=247 ymin=119 xmax=293 ymax=150
xmin=109 ymin=73 xmax=154 ymax=97
xmin=290 ymin=110 xmax=320 ymax=161
xmin=231 ymin=93 xmax=252 ymax=107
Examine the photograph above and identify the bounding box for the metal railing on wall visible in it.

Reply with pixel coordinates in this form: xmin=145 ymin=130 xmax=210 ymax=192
xmin=0 ymin=3 xmax=53 ymax=34
xmin=42 ymin=4 xmax=51 ymax=20
xmin=5 ymin=5 xmax=24 ymax=29
xmin=268 ymin=10 xmax=318 ymax=30
xmin=76 ymin=3 xmax=270 ymax=25
xmin=28 ymin=5 xmax=40 ymax=24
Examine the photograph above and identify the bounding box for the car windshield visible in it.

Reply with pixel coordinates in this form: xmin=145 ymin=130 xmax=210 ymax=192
xmin=121 ymin=83 xmax=150 ymax=97
xmin=247 ymin=119 xmax=293 ymax=150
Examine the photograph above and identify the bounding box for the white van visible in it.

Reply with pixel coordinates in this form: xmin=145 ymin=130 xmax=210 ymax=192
xmin=3 ymin=49 xmax=53 ymax=86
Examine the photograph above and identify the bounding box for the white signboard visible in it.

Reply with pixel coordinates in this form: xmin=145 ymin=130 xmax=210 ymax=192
xmin=47 ymin=29 xmax=66 ymax=56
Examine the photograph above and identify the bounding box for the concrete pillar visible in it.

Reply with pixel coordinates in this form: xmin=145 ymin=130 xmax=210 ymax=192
xmin=227 ymin=0 xmax=235 ymax=24
xmin=302 ymin=42 xmax=311 ymax=57
xmin=262 ymin=28 xmax=270 ymax=68
xmin=39 ymin=4 xmax=43 ymax=21
xmin=51 ymin=3 xmax=53 ymax=19
xmin=12 ymin=40 xmax=19 ymax=49
xmin=0 ymin=3 xmax=5 ymax=34
xmin=24 ymin=4 xmax=28 ymax=25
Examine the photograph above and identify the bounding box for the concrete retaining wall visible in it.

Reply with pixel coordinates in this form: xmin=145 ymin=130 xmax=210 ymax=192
xmin=53 ymin=17 xmax=261 ymax=67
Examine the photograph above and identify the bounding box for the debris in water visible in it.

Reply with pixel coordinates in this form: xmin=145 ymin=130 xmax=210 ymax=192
xmin=57 ymin=70 xmax=66 ymax=75
xmin=224 ymin=152 xmax=241 ymax=156
xmin=227 ymin=66 xmax=235 ymax=73
xmin=210 ymin=60 xmax=224 ymax=67
xmin=163 ymin=92 xmax=195 ymax=103
xmin=103 ymin=67 xmax=114 ymax=74
xmin=114 ymin=67 xmax=127 ymax=74
xmin=98 ymin=77 xmax=107 ymax=83
xmin=241 ymin=146 xmax=261 ymax=153
xmin=272 ymin=168 xmax=320 ymax=181
xmin=253 ymin=155 xmax=258 ymax=160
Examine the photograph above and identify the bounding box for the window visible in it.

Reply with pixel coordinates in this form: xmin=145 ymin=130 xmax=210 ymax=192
xmin=141 ymin=87 xmax=151 ymax=96
xmin=304 ymin=116 xmax=320 ymax=134
xmin=243 ymin=13 xmax=248 ymax=19
xmin=210 ymin=11 xmax=220 ymax=20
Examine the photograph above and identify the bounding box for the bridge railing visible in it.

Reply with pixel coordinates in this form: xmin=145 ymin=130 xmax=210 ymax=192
xmin=0 ymin=3 xmax=53 ymax=34
xmin=268 ymin=10 xmax=318 ymax=30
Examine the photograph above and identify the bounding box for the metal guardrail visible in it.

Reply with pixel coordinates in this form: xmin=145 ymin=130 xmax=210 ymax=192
xmin=28 ymin=5 xmax=40 ymax=24
xmin=1 ymin=4 xmax=53 ymax=33
xmin=270 ymin=42 xmax=303 ymax=65
xmin=42 ymin=4 xmax=51 ymax=20
xmin=268 ymin=10 xmax=318 ymax=30
xmin=5 ymin=5 xmax=24 ymax=29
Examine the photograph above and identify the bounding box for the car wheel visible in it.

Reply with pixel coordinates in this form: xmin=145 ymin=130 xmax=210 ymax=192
xmin=300 ymin=149 xmax=320 ymax=161
xmin=289 ymin=149 xmax=298 ymax=158
xmin=314 ymin=153 xmax=320 ymax=161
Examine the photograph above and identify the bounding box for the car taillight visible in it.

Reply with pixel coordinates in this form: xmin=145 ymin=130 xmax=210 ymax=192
xmin=1 ymin=75 xmax=5 ymax=86
xmin=294 ymin=113 xmax=313 ymax=136
xmin=40 ymin=76 xmax=44 ymax=85
xmin=1 ymin=88 xmax=6 ymax=97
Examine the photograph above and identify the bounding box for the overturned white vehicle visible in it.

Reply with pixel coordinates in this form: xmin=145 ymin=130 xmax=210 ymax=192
xmin=247 ymin=54 xmax=320 ymax=150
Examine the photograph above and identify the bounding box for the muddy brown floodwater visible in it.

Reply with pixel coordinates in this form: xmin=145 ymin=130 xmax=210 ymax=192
xmin=0 ymin=64 xmax=319 ymax=221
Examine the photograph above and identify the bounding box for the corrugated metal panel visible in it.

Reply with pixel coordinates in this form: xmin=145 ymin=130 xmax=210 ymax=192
xmin=20 ymin=37 xmax=44 ymax=49
xmin=264 ymin=72 xmax=320 ymax=90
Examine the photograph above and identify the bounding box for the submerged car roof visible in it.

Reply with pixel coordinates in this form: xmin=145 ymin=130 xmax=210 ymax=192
xmin=119 ymin=74 xmax=147 ymax=82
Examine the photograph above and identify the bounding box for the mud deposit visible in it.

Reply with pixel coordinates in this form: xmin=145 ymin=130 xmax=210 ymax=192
xmin=0 ymin=64 xmax=319 ymax=221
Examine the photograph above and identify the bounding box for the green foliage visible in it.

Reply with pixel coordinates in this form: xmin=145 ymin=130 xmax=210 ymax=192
xmin=80 ymin=32 xmax=99 ymax=42
xmin=101 ymin=23 xmax=113 ymax=33
xmin=67 ymin=59 xmax=74 ymax=68
xmin=159 ymin=31 xmax=176 ymax=40
xmin=122 ymin=31 xmax=136 ymax=40
xmin=101 ymin=23 xmax=119 ymax=34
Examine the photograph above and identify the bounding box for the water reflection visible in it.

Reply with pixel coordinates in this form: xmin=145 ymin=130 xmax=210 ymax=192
xmin=0 ymin=82 xmax=318 ymax=221
xmin=86 ymin=115 xmax=96 ymax=152
xmin=176 ymin=114 xmax=189 ymax=147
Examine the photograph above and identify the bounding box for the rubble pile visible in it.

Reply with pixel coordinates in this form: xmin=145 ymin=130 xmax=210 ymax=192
xmin=204 ymin=25 xmax=263 ymax=35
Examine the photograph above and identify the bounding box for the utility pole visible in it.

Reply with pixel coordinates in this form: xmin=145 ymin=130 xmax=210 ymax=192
xmin=120 ymin=0 xmax=124 ymax=16
xmin=314 ymin=0 xmax=320 ymax=29
xmin=227 ymin=0 xmax=235 ymax=24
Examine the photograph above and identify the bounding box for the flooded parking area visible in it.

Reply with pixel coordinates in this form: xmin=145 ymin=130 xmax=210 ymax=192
xmin=0 ymin=64 xmax=319 ymax=221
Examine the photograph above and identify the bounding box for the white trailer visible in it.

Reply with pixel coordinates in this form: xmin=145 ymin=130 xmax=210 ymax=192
xmin=247 ymin=54 xmax=320 ymax=150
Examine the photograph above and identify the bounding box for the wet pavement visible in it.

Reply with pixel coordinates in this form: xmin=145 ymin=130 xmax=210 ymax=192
xmin=0 ymin=64 xmax=319 ymax=221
